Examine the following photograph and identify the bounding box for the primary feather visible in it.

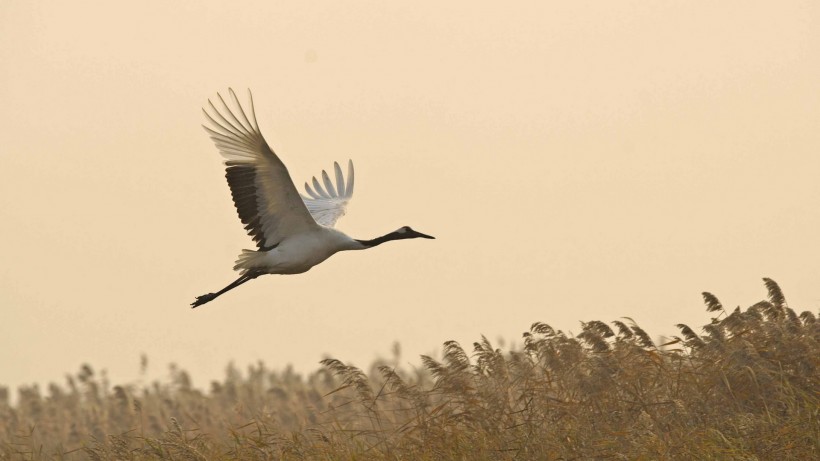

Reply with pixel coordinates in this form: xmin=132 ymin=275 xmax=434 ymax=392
xmin=301 ymin=160 xmax=355 ymax=227
xmin=202 ymin=89 xmax=317 ymax=249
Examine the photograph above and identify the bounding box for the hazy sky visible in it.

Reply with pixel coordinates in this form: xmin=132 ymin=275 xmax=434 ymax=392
xmin=2 ymin=1 xmax=819 ymax=391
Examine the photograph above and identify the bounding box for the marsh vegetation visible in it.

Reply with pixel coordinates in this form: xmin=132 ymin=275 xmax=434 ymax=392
xmin=2 ymin=279 xmax=817 ymax=460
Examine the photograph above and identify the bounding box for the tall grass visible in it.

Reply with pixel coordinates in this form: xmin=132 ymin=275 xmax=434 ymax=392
xmin=1 ymin=279 xmax=817 ymax=460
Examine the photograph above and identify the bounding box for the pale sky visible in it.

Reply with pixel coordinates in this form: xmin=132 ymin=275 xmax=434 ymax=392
xmin=2 ymin=1 xmax=819 ymax=391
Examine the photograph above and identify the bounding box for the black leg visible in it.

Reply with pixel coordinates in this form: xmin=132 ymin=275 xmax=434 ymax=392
xmin=191 ymin=272 xmax=261 ymax=308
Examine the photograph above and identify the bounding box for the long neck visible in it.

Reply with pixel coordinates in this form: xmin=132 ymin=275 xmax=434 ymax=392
xmin=355 ymin=231 xmax=402 ymax=248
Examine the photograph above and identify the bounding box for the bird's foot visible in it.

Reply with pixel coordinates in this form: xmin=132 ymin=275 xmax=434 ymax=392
xmin=191 ymin=293 xmax=216 ymax=308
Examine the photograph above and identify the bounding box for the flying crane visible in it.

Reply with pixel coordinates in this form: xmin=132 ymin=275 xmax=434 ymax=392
xmin=191 ymin=89 xmax=434 ymax=308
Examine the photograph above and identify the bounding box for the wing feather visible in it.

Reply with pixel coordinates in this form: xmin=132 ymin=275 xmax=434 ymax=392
xmin=322 ymin=170 xmax=337 ymax=198
xmin=334 ymin=162 xmax=345 ymax=196
xmin=203 ymin=89 xmax=317 ymax=249
xmin=300 ymin=159 xmax=355 ymax=228
xmin=345 ymin=160 xmax=354 ymax=197
xmin=311 ymin=177 xmax=331 ymax=199
xmin=304 ymin=182 xmax=322 ymax=199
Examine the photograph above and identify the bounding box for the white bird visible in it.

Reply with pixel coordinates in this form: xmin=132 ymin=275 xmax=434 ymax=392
xmin=191 ymin=89 xmax=434 ymax=308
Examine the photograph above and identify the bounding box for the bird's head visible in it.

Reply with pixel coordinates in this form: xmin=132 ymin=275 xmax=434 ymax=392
xmin=394 ymin=226 xmax=435 ymax=240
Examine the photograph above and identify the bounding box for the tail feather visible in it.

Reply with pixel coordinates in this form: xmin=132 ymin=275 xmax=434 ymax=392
xmin=233 ymin=249 xmax=268 ymax=273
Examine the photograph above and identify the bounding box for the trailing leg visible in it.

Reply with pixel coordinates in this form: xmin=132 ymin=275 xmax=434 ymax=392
xmin=191 ymin=272 xmax=261 ymax=308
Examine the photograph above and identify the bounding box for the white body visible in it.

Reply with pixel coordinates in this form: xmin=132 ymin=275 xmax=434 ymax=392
xmin=249 ymin=227 xmax=363 ymax=274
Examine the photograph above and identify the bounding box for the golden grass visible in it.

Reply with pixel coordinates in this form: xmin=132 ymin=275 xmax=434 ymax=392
xmin=1 ymin=278 xmax=818 ymax=460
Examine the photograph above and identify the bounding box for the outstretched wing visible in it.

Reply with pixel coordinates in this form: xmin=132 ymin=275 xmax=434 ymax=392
xmin=203 ymin=89 xmax=317 ymax=249
xmin=300 ymin=160 xmax=355 ymax=228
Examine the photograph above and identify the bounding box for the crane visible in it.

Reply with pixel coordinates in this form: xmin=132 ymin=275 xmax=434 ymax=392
xmin=191 ymin=89 xmax=434 ymax=308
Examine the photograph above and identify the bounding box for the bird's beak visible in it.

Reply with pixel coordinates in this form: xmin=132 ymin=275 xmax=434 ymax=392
xmin=415 ymin=231 xmax=435 ymax=239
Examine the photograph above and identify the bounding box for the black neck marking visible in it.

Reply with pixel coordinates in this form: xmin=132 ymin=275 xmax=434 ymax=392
xmin=355 ymin=231 xmax=402 ymax=248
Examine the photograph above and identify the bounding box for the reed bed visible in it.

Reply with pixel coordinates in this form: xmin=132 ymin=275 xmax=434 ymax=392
xmin=2 ymin=278 xmax=817 ymax=460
